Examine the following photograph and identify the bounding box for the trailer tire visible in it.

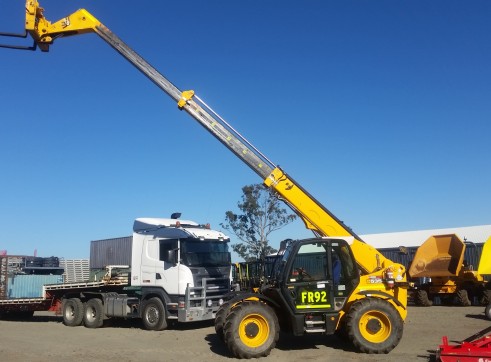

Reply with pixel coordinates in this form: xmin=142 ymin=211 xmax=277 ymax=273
xmin=415 ymin=290 xmax=433 ymax=306
xmin=83 ymin=298 xmax=104 ymax=328
xmin=456 ymin=289 xmax=471 ymax=306
xmin=215 ymin=301 xmax=233 ymax=341
xmin=485 ymin=303 xmax=491 ymax=320
xmin=346 ymin=298 xmax=403 ymax=354
xmin=223 ymin=301 xmax=279 ymax=359
xmin=62 ymin=298 xmax=84 ymax=327
xmin=142 ymin=297 xmax=167 ymax=331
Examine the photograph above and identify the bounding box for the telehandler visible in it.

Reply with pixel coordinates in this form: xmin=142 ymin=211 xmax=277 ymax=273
xmin=1 ymin=1 xmax=410 ymax=358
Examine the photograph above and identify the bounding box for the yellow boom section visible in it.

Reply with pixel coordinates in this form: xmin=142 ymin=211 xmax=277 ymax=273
xmin=25 ymin=1 xmax=100 ymax=51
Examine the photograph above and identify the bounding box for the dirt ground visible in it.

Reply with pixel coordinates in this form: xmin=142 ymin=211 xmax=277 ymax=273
xmin=0 ymin=306 xmax=489 ymax=362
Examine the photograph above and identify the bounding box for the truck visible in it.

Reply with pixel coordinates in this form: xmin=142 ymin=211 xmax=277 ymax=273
xmin=0 ymin=217 xmax=232 ymax=330
xmin=1 ymin=2 xmax=410 ymax=358
xmin=409 ymin=234 xmax=490 ymax=307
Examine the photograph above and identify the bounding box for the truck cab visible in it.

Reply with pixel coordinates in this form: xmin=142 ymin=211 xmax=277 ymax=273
xmin=130 ymin=218 xmax=231 ymax=322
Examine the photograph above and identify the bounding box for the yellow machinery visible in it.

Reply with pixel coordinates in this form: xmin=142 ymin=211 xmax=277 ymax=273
xmin=409 ymin=234 xmax=489 ymax=306
xmin=1 ymin=1 xmax=411 ymax=358
xmin=478 ymin=236 xmax=491 ymax=319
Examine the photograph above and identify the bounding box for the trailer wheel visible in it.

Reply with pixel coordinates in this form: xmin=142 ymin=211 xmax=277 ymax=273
xmin=415 ymin=290 xmax=433 ymax=306
xmin=485 ymin=303 xmax=491 ymax=320
xmin=223 ymin=301 xmax=279 ymax=359
xmin=142 ymin=297 xmax=167 ymax=331
xmin=456 ymin=289 xmax=471 ymax=306
xmin=83 ymin=298 xmax=104 ymax=328
xmin=346 ymin=298 xmax=403 ymax=354
xmin=62 ymin=298 xmax=84 ymax=327
xmin=215 ymin=301 xmax=233 ymax=342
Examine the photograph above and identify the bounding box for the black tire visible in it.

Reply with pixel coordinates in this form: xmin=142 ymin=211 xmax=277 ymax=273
xmin=215 ymin=301 xmax=233 ymax=342
xmin=62 ymin=298 xmax=84 ymax=327
xmin=415 ymin=289 xmax=433 ymax=306
xmin=480 ymin=290 xmax=491 ymax=306
xmin=345 ymin=298 xmax=404 ymax=354
xmin=485 ymin=303 xmax=491 ymax=320
xmin=223 ymin=301 xmax=279 ymax=359
xmin=83 ymin=298 xmax=104 ymax=328
xmin=456 ymin=289 xmax=471 ymax=306
xmin=142 ymin=297 xmax=167 ymax=331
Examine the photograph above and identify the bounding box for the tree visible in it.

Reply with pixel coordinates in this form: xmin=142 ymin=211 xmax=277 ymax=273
xmin=221 ymin=184 xmax=297 ymax=262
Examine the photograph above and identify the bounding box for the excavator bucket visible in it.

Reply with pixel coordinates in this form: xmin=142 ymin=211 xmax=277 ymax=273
xmin=408 ymin=234 xmax=465 ymax=278
xmin=478 ymin=236 xmax=491 ymax=276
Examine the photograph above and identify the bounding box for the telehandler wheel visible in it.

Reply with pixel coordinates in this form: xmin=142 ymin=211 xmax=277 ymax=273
xmin=456 ymin=289 xmax=471 ymax=306
xmin=62 ymin=298 xmax=84 ymax=327
xmin=142 ymin=297 xmax=168 ymax=331
xmin=215 ymin=301 xmax=233 ymax=342
xmin=346 ymin=298 xmax=403 ymax=354
xmin=415 ymin=289 xmax=433 ymax=306
xmin=83 ymin=298 xmax=104 ymax=328
xmin=485 ymin=303 xmax=491 ymax=320
xmin=223 ymin=301 xmax=279 ymax=359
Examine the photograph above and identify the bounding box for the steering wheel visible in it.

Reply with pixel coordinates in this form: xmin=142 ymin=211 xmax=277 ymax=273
xmin=296 ymin=267 xmax=312 ymax=280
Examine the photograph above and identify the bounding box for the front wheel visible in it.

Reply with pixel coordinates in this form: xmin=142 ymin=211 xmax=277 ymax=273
xmin=223 ymin=301 xmax=279 ymax=359
xmin=142 ymin=297 xmax=167 ymax=331
xmin=345 ymin=298 xmax=404 ymax=354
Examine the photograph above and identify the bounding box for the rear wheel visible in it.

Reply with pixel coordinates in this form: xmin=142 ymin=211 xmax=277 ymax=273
xmin=62 ymin=298 xmax=84 ymax=327
xmin=456 ymin=289 xmax=471 ymax=306
xmin=346 ymin=298 xmax=403 ymax=354
xmin=480 ymin=290 xmax=491 ymax=306
xmin=142 ymin=297 xmax=167 ymax=331
xmin=415 ymin=290 xmax=433 ymax=306
xmin=215 ymin=301 xmax=233 ymax=341
xmin=485 ymin=303 xmax=491 ymax=320
xmin=83 ymin=298 xmax=104 ymax=328
xmin=223 ymin=301 xmax=279 ymax=359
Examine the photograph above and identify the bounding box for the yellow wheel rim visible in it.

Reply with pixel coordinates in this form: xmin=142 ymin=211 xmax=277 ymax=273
xmin=239 ymin=313 xmax=270 ymax=348
xmin=359 ymin=310 xmax=391 ymax=343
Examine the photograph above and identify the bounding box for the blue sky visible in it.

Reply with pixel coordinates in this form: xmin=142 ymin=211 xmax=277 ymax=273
xmin=1 ymin=1 xmax=490 ymax=261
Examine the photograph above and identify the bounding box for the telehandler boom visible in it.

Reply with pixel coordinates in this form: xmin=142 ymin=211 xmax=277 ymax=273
xmin=1 ymin=1 xmax=409 ymax=357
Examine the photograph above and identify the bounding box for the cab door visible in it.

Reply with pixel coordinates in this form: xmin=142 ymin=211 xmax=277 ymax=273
xmin=284 ymin=241 xmax=335 ymax=312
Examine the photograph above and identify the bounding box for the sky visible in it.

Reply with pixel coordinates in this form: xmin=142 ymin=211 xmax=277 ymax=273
xmin=0 ymin=1 xmax=490 ymax=261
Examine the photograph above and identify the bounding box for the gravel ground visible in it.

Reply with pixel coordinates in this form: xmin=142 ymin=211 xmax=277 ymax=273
xmin=0 ymin=305 xmax=489 ymax=362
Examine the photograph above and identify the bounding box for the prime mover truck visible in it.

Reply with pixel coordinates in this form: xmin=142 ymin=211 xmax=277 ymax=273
xmin=0 ymin=217 xmax=232 ymax=330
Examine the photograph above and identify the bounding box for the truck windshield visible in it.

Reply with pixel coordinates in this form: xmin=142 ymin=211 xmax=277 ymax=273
xmin=181 ymin=239 xmax=231 ymax=267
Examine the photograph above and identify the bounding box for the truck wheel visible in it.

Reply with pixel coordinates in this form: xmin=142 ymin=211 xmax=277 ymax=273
xmin=62 ymin=298 xmax=84 ymax=327
xmin=215 ymin=301 xmax=233 ymax=341
xmin=83 ymin=298 xmax=104 ymax=328
xmin=480 ymin=290 xmax=491 ymax=305
xmin=346 ymin=298 xmax=403 ymax=354
xmin=485 ymin=303 xmax=491 ymax=320
xmin=223 ymin=301 xmax=279 ymax=359
xmin=142 ymin=297 xmax=167 ymax=331
xmin=415 ymin=289 xmax=433 ymax=306
xmin=456 ymin=289 xmax=471 ymax=306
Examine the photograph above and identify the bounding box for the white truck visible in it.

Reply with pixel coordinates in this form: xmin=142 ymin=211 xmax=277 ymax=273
xmin=0 ymin=217 xmax=232 ymax=330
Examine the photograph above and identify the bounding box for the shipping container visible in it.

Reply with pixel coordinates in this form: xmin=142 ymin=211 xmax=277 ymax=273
xmin=7 ymin=274 xmax=63 ymax=299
